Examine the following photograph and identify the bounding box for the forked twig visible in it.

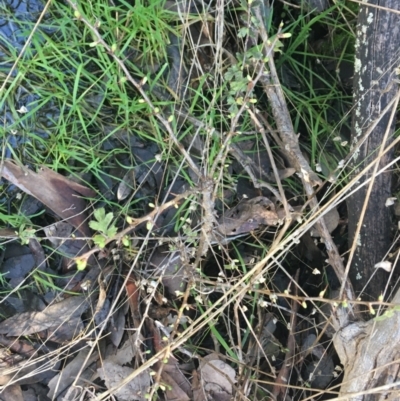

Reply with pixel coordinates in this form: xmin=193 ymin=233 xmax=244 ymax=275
xmin=251 ymin=7 xmax=357 ymax=323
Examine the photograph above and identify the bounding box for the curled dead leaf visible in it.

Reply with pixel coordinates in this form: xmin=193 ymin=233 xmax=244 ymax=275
xmin=374 ymin=261 xmax=392 ymax=272
xmin=217 ymin=197 xmax=279 ymax=236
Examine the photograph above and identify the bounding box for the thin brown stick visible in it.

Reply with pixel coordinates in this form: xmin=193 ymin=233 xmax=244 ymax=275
xmin=272 ymin=270 xmax=299 ymax=400
xmin=251 ymin=8 xmax=356 ymax=321
xmin=73 ymin=188 xmax=197 ymax=263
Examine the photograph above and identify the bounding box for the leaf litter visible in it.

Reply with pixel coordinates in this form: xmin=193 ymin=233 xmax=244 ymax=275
xmin=0 ymin=295 xmax=90 ymax=337
xmin=0 ymin=0 xmax=371 ymax=399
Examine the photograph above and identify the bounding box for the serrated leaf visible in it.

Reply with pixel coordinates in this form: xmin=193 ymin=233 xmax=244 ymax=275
xmin=89 ymin=220 xmax=101 ymax=232
xmin=106 ymin=225 xmax=118 ymax=238
xmin=93 ymin=234 xmax=106 ymax=249
xmin=103 ymin=212 xmax=114 ymax=229
xmin=93 ymin=208 xmax=106 ymax=223
xmin=89 ymin=208 xmax=115 ymax=235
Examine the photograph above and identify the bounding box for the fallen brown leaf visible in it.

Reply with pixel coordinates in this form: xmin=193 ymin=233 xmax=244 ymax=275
xmin=0 ymin=295 xmax=90 ymax=337
xmin=1 ymin=160 xmax=95 ymax=237
xmin=98 ymin=361 xmax=151 ymax=401
xmin=217 ymin=196 xmax=279 ymax=236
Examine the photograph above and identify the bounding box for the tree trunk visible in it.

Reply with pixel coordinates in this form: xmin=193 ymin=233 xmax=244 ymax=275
xmin=334 ymin=288 xmax=400 ymax=401
xmin=347 ymin=0 xmax=400 ymax=301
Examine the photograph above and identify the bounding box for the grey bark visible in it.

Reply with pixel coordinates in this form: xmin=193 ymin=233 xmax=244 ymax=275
xmin=347 ymin=0 xmax=400 ymax=300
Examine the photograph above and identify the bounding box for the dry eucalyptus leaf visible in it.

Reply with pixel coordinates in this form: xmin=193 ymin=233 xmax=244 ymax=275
xmin=0 ymin=384 xmax=24 ymax=401
xmin=1 ymin=160 xmax=95 ymax=237
xmin=59 ymin=362 xmax=98 ymax=401
xmin=303 ymin=355 xmax=334 ymax=389
xmin=105 ymin=338 xmax=138 ymax=366
xmin=200 ymin=354 xmax=236 ymax=394
xmin=163 ymin=363 xmax=192 ymax=399
xmin=0 ymin=347 xmax=59 ymax=386
xmin=117 ymin=169 xmax=135 ymax=201
xmin=301 ymin=334 xmax=334 ymax=389
xmin=0 ymin=253 xmax=35 ymax=280
xmin=22 ymin=388 xmax=37 ymax=401
xmin=0 ymin=296 xmax=90 ymax=336
xmin=44 ymin=222 xmax=74 ymax=247
xmin=148 ymin=247 xmax=186 ymax=296
xmin=43 ymin=222 xmax=87 ymax=258
xmin=310 ymin=207 xmax=339 ymax=237
xmin=97 ymin=361 xmax=151 ymax=401
xmin=247 ymin=313 xmax=280 ymax=360
xmin=47 ymin=348 xmax=99 ymax=399
xmin=192 ymin=369 xmax=207 ymax=401
xmin=110 ymin=301 xmax=129 ymax=347
xmin=160 ymin=370 xmax=191 ymax=401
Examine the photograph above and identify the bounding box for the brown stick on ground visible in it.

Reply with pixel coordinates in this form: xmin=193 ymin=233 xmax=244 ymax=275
xmin=272 ymin=270 xmax=299 ymax=401
xmin=250 ymin=9 xmax=356 ymax=325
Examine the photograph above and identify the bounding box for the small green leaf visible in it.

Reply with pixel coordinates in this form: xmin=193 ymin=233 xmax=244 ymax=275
xmin=19 ymin=226 xmax=37 ymax=245
xmin=94 ymin=207 xmax=106 ymax=223
xmin=93 ymin=234 xmax=106 ymax=249
xmin=89 ymin=208 xmax=116 ymax=238
xmin=103 ymin=212 xmax=114 ymax=230
xmin=122 ymin=236 xmax=130 ymax=247
xmin=76 ymin=258 xmax=87 ymax=271
xmin=89 ymin=220 xmax=102 ymax=232
xmin=106 ymin=225 xmax=118 ymax=238
xmin=238 ymin=27 xmax=249 ymax=38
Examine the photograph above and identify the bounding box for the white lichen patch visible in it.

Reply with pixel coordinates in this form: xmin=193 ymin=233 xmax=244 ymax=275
xmin=354 ymin=58 xmax=362 ymax=73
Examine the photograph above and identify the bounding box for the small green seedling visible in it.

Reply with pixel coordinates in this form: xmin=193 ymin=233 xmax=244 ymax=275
xmin=18 ymin=224 xmax=38 ymax=245
xmin=89 ymin=208 xmax=118 ymax=249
